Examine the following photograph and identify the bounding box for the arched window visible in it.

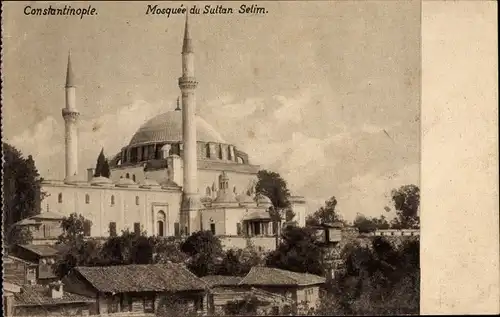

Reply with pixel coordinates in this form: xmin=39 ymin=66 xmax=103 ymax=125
xmin=135 ymin=196 xmax=140 ymax=205
xmin=157 ymin=210 xmax=166 ymax=237
xmin=85 ymin=194 xmax=90 ymax=204
xmin=206 ymin=187 xmax=211 ymax=197
xmin=218 ymin=144 xmax=223 ymax=159
xmin=126 ymin=173 xmax=130 ymax=179
xmin=111 ymin=195 xmax=115 ymax=206
xmin=132 ymin=174 xmax=136 ymax=182
xmin=58 ymin=193 xmax=63 ymax=203
xmin=205 ymin=144 xmax=211 ymax=158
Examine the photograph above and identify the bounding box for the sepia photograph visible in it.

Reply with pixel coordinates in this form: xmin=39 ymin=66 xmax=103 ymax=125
xmin=2 ymin=1 xmax=424 ymax=316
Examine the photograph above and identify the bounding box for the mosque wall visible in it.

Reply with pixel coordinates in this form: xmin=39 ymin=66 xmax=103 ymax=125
xmin=41 ymin=183 xmax=182 ymax=237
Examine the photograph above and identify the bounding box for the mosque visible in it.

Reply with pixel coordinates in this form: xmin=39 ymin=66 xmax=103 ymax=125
xmin=38 ymin=14 xmax=307 ymax=250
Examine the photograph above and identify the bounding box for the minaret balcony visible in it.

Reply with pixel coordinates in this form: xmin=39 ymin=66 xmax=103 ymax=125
xmin=61 ymin=108 xmax=80 ymax=122
xmin=178 ymin=77 xmax=198 ymax=90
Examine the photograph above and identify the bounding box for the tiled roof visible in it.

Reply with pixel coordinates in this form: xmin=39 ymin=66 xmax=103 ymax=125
xmin=17 ymin=244 xmax=61 ymax=257
xmin=239 ymin=267 xmax=326 ymax=286
xmin=75 ymin=263 xmax=208 ymax=293
xmin=13 ymin=285 xmax=94 ymax=307
xmin=201 ymin=275 xmax=243 ymax=287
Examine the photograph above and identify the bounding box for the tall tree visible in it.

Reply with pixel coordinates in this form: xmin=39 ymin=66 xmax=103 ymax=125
xmin=93 ymin=148 xmax=110 ymax=178
xmin=2 ymin=143 xmax=44 ymax=233
xmin=181 ymin=231 xmax=225 ymax=277
xmin=306 ymin=196 xmax=343 ymax=227
xmin=391 ymin=184 xmax=420 ymax=229
xmin=255 ymin=170 xmax=291 ymax=210
xmin=265 ymin=226 xmax=325 ymax=275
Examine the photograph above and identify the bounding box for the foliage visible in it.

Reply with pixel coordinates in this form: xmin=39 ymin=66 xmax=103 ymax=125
xmin=99 ymin=229 xmax=154 ymax=265
xmin=152 ymin=236 xmax=189 ymax=264
xmin=217 ymin=245 xmax=263 ymax=276
xmin=57 ymin=213 xmax=92 ymax=245
xmin=353 ymin=214 xmax=390 ymax=233
xmin=391 ymin=184 xmax=420 ymax=229
xmin=156 ymin=295 xmax=200 ymax=317
xmin=94 ymin=148 xmax=110 ymax=178
xmin=265 ymin=226 xmax=324 ymax=275
xmin=225 ymin=294 xmax=264 ymax=316
xmin=306 ymin=196 xmax=343 ymax=227
xmin=181 ymin=230 xmax=225 ymax=277
xmin=6 ymin=226 xmax=33 ymax=246
xmin=317 ymin=237 xmax=420 ymax=315
xmin=2 ymin=143 xmax=45 ymax=236
xmin=255 ymin=170 xmax=291 ymax=209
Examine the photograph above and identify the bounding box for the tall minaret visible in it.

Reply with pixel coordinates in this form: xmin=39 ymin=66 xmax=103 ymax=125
xmin=62 ymin=52 xmax=80 ymax=182
xmin=179 ymin=12 xmax=201 ymax=234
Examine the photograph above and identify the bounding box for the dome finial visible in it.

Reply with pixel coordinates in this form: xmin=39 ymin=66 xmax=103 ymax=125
xmin=175 ymin=97 xmax=181 ymax=111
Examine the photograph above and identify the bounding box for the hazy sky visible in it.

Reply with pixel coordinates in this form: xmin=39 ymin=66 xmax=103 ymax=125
xmin=3 ymin=1 xmax=421 ymax=222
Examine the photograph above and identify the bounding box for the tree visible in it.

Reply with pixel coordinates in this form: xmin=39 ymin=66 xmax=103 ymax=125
xmin=99 ymin=229 xmax=154 ymax=265
xmin=181 ymin=231 xmax=225 ymax=277
xmin=217 ymin=245 xmax=262 ymax=277
xmin=2 ymin=143 xmax=45 ymax=234
xmin=152 ymin=236 xmax=189 ymax=264
xmin=266 ymin=226 xmax=325 ymax=275
xmin=255 ymin=170 xmax=291 ymax=209
xmin=306 ymin=196 xmax=343 ymax=227
xmin=391 ymin=184 xmax=420 ymax=229
xmin=225 ymin=294 xmax=265 ymax=316
xmin=319 ymin=237 xmax=420 ymax=315
xmin=6 ymin=226 xmax=33 ymax=246
xmin=94 ymin=148 xmax=110 ymax=178
xmin=57 ymin=213 xmax=92 ymax=245
xmin=353 ymin=214 xmax=390 ymax=233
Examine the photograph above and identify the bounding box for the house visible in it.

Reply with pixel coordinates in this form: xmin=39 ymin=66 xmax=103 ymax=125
xmin=3 ymin=281 xmax=22 ymax=316
xmin=12 ymin=211 xmax=65 ymax=245
xmin=62 ymin=263 xmax=209 ymax=315
xmin=238 ymin=267 xmax=326 ymax=314
xmin=9 ymin=244 xmax=63 ymax=285
xmin=201 ymin=275 xmax=293 ymax=315
xmin=3 ymin=255 xmax=39 ymax=286
xmin=11 ymin=282 xmax=95 ymax=316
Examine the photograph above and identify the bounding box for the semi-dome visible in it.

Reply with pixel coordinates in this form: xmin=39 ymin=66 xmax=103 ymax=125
xmin=128 ymin=111 xmax=226 ymax=146
xmin=139 ymin=178 xmax=161 ymax=189
xmin=115 ymin=177 xmax=139 ymax=188
xmin=90 ymin=176 xmax=113 ymax=186
xmin=213 ymin=191 xmax=238 ymax=206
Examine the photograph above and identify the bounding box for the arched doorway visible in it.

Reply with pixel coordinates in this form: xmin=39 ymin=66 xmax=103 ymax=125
xmin=157 ymin=210 xmax=166 ymax=237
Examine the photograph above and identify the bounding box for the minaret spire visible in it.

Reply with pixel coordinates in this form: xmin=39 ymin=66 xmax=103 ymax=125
xmin=63 ymin=51 xmax=80 ymax=183
xmin=175 ymin=97 xmax=181 ymax=111
xmin=66 ymin=51 xmax=76 ymax=88
xmin=182 ymin=11 xmax=193 ymax=54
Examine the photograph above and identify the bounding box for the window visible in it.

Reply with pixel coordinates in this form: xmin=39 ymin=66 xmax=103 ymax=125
xmin=109 ymin=222 xmax=117 ymax=237
xmin=206 ymin=187 xmax=211 ymax=197
xmin=43 ymin=224 xmax=50 ymax=238
xmin=111 ymin=195 xmax=115 ymax=206
xmin=83 ymin=221 xmax=91 ymax=237
xmin=126 ymin=173 xmax=130 ymax=179
xmin=134 ymin=223 xmax=141 ymax=235
xmin=157 ymin=210 xmax=166 ymax=236
xmin=143 ymin=297 xmax=155 ymax=313
xmin=194 ymin=297 xmax=203 ymax=312
xmin=135 ymin=196 xmax=140 ymax=205
xmin=85 ymin=194 xmax=90 ymax=204
xmin=174 ymin=223 xmax=180 ymax=237
xmin=58 ymin=193 xmax=63 ymax=203
xmin=132 ymin=174 xmax=136 ymax=182
xmin=237 ymin=223 xmax=242 ymax=236
xmin=108 ymin=296 xmax=120 ymax=314
xmin=205 ymin=143 xmax=211 ymax=158
xmin=210 ymin=223 xmax=216 ymax=235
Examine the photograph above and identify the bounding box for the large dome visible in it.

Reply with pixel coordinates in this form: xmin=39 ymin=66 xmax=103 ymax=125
xmin=129 ymin=110 xmax=226 ymax=146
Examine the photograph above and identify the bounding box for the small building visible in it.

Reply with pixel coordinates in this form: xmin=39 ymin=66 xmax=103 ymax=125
xmin=12 ymin=282 xmax=95 ymax=316
xmin=62 ymin=263 xmax=209 ymax=315
xmin=201 ymin=275 xmax=293 ymax=316
xmin=12 ymin=212 xmax=65 ymax=245
xmin=238 ymin=267 xmax=326 ymax=314
xmin=3 ymin=255 xmax=39 ymax=286
xmin=9 ymin=244 xmax=62 ymax=285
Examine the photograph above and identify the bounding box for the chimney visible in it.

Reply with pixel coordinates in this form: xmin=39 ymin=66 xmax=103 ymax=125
xmin=87 ymin=168 xmax=95 ymax=182
xmin=50 ymin=281 xmax=64 ymax=299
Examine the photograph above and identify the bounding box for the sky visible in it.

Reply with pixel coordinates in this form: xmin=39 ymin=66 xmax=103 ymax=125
xmin=2 ymin=1 xmax=421 ymax=222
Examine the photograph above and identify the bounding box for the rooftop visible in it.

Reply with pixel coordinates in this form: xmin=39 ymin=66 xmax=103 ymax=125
xmin=14 ymin=285 xmax=94 ymax=307
xmin=201 ymin=275 xmax=243 ymax=287
xmin=17 ymin=244 xmax=62 ymax=257
xmin=74 ymin=263 xmax=208 ymax=293
xmin=239 ymin=267 xmax=326 ymax=286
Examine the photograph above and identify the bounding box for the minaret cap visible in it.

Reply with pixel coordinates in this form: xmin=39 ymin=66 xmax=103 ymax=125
xmin=182 ymin=11 xmax=193 ymax=53
xmin=66 ymin=51 xmax=76 ymax=88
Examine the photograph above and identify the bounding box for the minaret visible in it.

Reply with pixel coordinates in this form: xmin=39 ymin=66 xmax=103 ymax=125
xmin=62 ymin=52 xmax=80 ymax=183
xmin=179 ymin=12 xmax=202 ymax=234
